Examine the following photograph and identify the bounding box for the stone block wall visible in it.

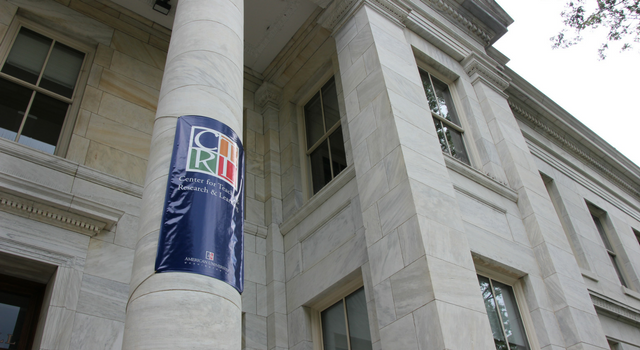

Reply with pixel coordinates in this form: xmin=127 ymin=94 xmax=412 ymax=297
xmin=0 ymin=0 xmax=171 ymax=185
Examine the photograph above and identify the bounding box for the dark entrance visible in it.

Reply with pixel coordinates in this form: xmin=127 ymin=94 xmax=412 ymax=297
xmin=0 ymin=274 xmax=45 ymax=350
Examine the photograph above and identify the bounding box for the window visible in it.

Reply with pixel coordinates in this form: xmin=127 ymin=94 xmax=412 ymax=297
xmin=303 ymin=77 xmax=347 ymax=194
xmin=419 ymin=70 xmax=470 ymax=164
xmin=0 ymin=25 xmax=86 ymax=154
xmin=590 ymin=210 xmax=627 ymax=287
xmin=320 ymin=287 xmax=372 ymax=350
xmin=478 ymin=275 xmax=530 ymax=350
xmin=0 ymin=274 xmax=45 ymax=350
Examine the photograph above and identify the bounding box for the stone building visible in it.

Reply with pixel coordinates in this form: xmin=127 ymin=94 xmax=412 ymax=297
xmin=0 ymin=0 xmax=639 ymax=349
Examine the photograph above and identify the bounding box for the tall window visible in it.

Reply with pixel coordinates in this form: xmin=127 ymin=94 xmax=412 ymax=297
xmin=478 ymin=275 xmax=530 ymax=350
xmin=590 ymin=210 xmax=627 ymax=287
xmin=0 ymin=26 xmax=86 ymax=154
xmin=321 ymin=287 xmax=372 ymax=350
xmin=304 ymin=77 xmax=347 ymax=194
xmin=419 ymin=70 xmax=470 ymax=164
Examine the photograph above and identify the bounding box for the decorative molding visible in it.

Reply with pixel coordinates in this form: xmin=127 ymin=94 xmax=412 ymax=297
xmin=591 ymin=291 xmax=640 ymax=326
xmin=255 ymin=81 xmax=283 ymax=112
xmin=0 ymin=195 xmax=104 ymax=236
xmin=462 ymin=52 xmax=510 ymax=97
xmin=422 ymin=0 xmax=492 ymax=45
xmin=0 ymin=171 xmax=124 ymax=237
xmin=444 ymin=156 xmax=517 ymax=202
xmin=510 ymin=101 xmax=640 ymax=200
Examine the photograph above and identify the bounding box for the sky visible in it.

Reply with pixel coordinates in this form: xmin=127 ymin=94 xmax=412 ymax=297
xmin=492 ymin=0 xmax=640 ymax=167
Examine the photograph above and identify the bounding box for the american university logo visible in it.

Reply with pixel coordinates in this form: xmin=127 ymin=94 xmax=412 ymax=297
xmin=187 ymin=126 xmax=240 ymax=189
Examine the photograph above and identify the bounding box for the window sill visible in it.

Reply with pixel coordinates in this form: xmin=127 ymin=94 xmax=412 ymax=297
xmin=581 ymin=269 xmax=599 ymax=283
xmin=443 ymin=154 xmax=518 ymax=202
xmin=280 ymin=165 xmax=356 ymax=236
xmin=622 ymin=286 xmax=640 ymax=302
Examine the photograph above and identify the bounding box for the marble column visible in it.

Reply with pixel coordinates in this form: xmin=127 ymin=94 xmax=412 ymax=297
xmin=334 ymin=4 xmax=495 ymax=350
xmin=122 ymin=0 xmax=244 ymax=349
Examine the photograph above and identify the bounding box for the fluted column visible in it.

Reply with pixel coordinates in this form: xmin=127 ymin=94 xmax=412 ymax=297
xmin=122 ymin=0 xmax=244 ymax=349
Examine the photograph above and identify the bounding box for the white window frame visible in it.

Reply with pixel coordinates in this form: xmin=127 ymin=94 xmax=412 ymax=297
xmin=476 ymin=266 xmax=540 ymax=350
xmin=306 ymin=273 xmax=367 ymax=350
xmin=587 ymin=203 xmax=630 ymax=288
xmin=418 ymin=66 xmax=473 ymax=166
xmin=297 ymin=71 xmax=347 ymax=199
xmin=0 ymin=18 xmax=94 ymax=157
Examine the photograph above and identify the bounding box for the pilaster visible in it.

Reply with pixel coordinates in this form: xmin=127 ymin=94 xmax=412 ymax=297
xmin=256 ymin=81 xmax=288 ymax=350
xmin=473 ymin=60 xmax=610 ymax=350
xmin=335 ymin=4 xmax=495 ymax=349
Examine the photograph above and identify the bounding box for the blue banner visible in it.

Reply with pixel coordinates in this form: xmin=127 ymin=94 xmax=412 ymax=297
xmin=155 ymin=115 xmax=244 ymax=293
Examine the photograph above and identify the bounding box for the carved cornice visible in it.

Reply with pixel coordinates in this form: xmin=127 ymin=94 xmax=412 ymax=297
xmin=591 ymin=292 xmax=640 ymax=326
xmin=510 ymin=101 xmax=640 ymax=199
xmin=0 ymin=194 xmax=105 ymax=236
xmin=421 ymin=0 xmax=492 ymax=45
xmin=462 ymin=52 xmax=510 ymax=97
xmin=255 ymin=82 xmax=283 ymax=112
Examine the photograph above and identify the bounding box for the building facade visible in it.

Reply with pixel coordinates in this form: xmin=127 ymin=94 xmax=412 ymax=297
xmin=0 ymin=0 xmax=639 ymax=349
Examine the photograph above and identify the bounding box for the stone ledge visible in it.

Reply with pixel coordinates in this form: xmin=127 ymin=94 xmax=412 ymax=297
xmin=280 ymin=165 xmax=356 ymax=235
xmin=0 ymin=138 xmax=144 ymax=198
xmin=444 ymin=155 xmax=517 ymax=202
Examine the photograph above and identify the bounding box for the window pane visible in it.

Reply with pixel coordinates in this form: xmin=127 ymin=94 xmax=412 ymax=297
xmin=420 ymin=71 xmax=439 ymax=114
xmin=0 ymin=79 xmax=33 ymax=142
xmin=322 ymin=300 xmax=348 ymax=350
xmin=431 ymin=76 xmax=460 ymax=125
xmin=447 ymin=127 xmax=469 ymax=164
xmin=322 ymin=78 xmax=340 ymax=130
xmin=305 ymin=92 xmax=324 ymax=149
xmin=328 ymin=127 xmax=346 ymax=178
xmin=345 ymin=288 xmax=372 ymax=350
xmin=40 ymin=42 xmax=85 ymax=98
xmin=0 ymin=291 xmax=30 ymax=350
xmin=18 ymin=93 xmax=69 ymax=154
xmin=609 ymin=253 xmax=628 ymax=287
xmin=478 ymin=276 xmax=508 ymax=350
xmin=2 ymin=28 xmax=52 ymax=84
xmin=492 ymin=281 xmax=530 ymax=350
xmin=592 ymin=215 xmax=614 ymax=251
xmin=310 ymin=140 xmax=332 ymax=194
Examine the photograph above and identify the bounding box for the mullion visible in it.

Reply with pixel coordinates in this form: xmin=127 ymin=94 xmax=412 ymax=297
xmin=432 ymin=112 xmax=464 ymax=133
xmin=489 ymin=279 xmax=512 ymax=350
xmin=306 ymin=110 xmax=341 ymax=155
xmin=14 ymin=90 xmax=37 ymax=142
xmin=427 ymin=73 xmax=443 ymax=117
xmin=342 ymin=297 xmax=352 ymax=350
xmin=34 ymin=37 xmax=56 ymax=88
xmin=0 ymin=72 xmax=73 ymax=104
xmin=319 ymin=85 xmax=336 ymax=179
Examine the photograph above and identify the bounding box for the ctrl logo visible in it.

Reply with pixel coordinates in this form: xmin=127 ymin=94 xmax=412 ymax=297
xmin=205 ymin=251 xmax=215 ymax=261
xmin=186 ymin=126 xmax=239 ymax=189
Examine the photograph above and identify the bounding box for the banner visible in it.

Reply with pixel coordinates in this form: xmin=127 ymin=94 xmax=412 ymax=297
xmin=155 ymin=115 xmax=244 ymax=293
